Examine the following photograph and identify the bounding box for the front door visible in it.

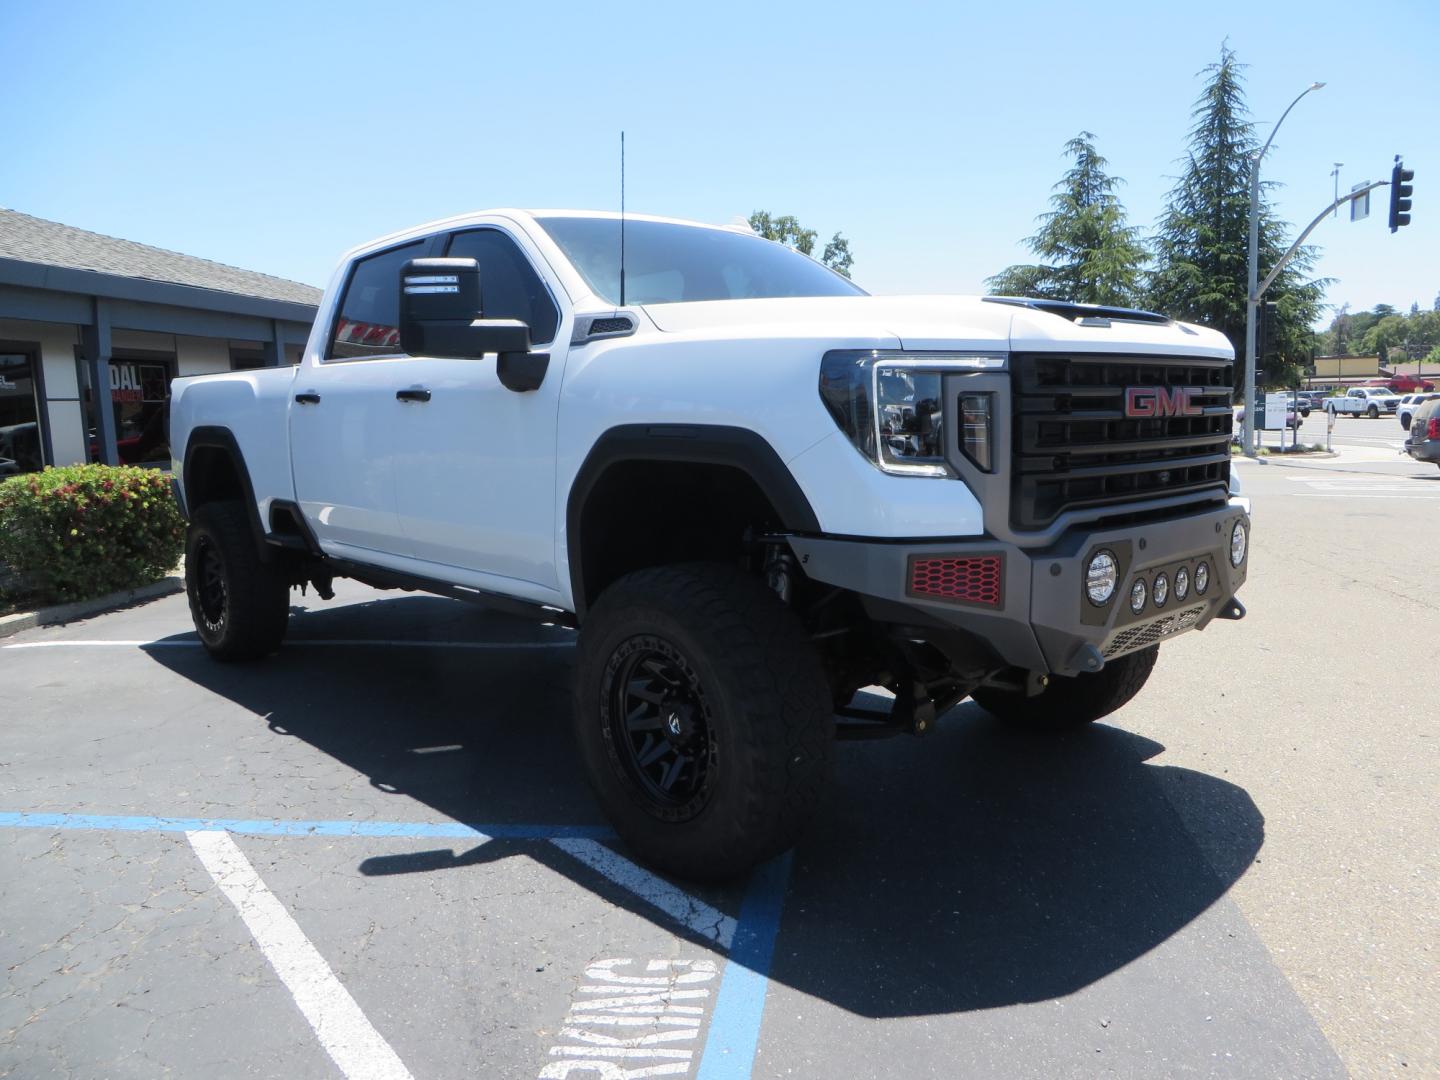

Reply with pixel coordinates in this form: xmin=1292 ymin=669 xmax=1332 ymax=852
xmin=390 ymin=226 xmax=567 ymax=595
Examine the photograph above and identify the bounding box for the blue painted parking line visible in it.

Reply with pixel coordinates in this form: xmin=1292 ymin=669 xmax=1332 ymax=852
xmin=696 ymin=852 xmax=793 ymax=1080
xmin=0 ymin=811 xmax=613 ymax=840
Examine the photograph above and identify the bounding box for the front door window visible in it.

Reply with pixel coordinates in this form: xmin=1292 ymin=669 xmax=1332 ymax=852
xmin=0 ymin=351 xmax=45 ymax=476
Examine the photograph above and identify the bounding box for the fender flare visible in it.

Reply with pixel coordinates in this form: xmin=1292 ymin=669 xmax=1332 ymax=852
xmin=566 ymin=424 xmax=820 ymax=616
xmin=182 ymin=426 xmax=266 ymax=548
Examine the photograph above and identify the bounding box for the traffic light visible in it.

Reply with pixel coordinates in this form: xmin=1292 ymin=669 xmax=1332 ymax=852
xmin=1258 ymin=301 xmax=1279 ymax=360
xmin=1389 ymin=158 xmax=1414 ymax=232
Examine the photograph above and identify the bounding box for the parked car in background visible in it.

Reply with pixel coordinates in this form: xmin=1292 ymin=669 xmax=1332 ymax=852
xmin=1327 ymin=387 xmax=1401 ymax=418
xmin=1296 ymin=390 xmax=1327 ymax=413
xmin=1398 ymin=393 xmax=1440 ymax=430
xmin=1387 ymin=374 xmax=1436 ymax=394
xmin=1404 ymin=398 xmax=1440 ymax=469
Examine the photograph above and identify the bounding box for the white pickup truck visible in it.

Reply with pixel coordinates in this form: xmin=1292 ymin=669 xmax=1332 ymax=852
xmin=169 ymin=209 xmax=1250 ymax=879
xmin=1326 ymin=386 xmax=1401 ymax=418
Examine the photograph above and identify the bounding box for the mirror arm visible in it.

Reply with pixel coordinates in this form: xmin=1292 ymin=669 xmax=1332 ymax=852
xmin=496 ymin=351 xmax=550 ymax=393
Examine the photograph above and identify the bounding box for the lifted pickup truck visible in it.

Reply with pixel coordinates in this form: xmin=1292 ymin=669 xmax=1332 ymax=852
xmin=170 ymin=210 xmax=1250 ymax=879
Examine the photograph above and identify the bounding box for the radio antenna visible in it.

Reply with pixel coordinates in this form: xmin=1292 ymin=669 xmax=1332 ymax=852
xmin=619 ymin=130 xmax=626 ymax=307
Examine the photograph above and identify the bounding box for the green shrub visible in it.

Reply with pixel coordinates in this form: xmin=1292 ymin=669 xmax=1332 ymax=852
xmin=0 ymin=465 xmax=184 ymax=604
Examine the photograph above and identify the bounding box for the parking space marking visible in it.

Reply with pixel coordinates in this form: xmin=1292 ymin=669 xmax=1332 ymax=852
xmin=4 ymin=818 xmax=792 ymax=1080
xmin=187 ymin=829 xmax=414 ymax=1080
xmin=695 ymin=854 xmax=792 ymax=1080
xmin=542 ymin=959 xmax=719 ymax=1078
xmin=0 ymin=810 xmax=612 ymax=840
xmin=552 ymin=838 xmax=737 ymax=948
xmin=2 ymin=637 xmax=574 ymax=650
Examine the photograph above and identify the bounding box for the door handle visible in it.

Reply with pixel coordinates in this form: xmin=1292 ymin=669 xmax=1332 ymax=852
xmin=294 ymin=392 xmax=321 ymax=405
xmin=396 ymin=388 xmax=432 ymax=403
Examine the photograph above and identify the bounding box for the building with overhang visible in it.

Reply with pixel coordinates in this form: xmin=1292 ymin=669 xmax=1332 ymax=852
xmin=0 ymin=208 xmax=319 ymax=476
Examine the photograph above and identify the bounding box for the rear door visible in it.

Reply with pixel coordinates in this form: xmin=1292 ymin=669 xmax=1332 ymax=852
xmin=290 ymin=237 xmax=438 ymax=558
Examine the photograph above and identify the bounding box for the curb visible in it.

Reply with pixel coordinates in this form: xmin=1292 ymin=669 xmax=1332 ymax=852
xmin=0 ymin=575 xmax=185 ymax=640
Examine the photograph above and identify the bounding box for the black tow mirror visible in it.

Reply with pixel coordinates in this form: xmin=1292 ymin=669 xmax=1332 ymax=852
xmin=398 ymin=257 xmax=531 ymax=358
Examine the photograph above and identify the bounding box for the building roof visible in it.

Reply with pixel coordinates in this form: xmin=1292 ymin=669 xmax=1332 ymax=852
xmin=0 ymin=207 xmax=322 ymax=308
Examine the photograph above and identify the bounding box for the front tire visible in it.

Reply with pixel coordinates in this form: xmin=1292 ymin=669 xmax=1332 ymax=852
xmin=1368 ymin=405 xmax=1379 ymax=419
xmin=573 ymin=563 xmax=833 ymax=881
xmin=969 ymin=646 xmax=1159 ymax=732
xmin=185 ymin=501 xmax=290 ymax=661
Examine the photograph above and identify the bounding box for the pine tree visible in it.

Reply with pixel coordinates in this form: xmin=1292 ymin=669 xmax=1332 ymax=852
xmin=986 ymin=133 xmax=1147 ymax=306
xmin=1147 ymin=46 xmax=1327 ymax=388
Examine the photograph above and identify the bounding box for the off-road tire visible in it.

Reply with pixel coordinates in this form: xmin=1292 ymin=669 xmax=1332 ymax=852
xmin=185 ymin=500 xmax=290 ymax=661
xmin=573 ymin=563 xmax=833 ymax=881
xmin=1402 ymin=414 xmax=1412 ymax=431
xmin=969 ymin=646 xmax=1159 ymax=732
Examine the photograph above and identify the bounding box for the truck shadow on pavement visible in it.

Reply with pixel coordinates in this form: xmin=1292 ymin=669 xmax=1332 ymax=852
xmin=143 ymin=595 xmax=1264 ymax=1019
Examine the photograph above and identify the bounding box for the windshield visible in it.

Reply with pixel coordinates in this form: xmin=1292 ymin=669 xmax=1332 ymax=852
xmin=536 ymin=216 xmax=866 ymax=306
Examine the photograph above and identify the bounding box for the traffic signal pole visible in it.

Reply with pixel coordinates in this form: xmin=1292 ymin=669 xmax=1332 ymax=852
xmin=1243 ymin=83 xmax=1325 ymax=459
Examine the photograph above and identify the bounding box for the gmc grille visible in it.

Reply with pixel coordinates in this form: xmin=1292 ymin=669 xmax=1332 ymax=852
xmin=1009 ymin=352 xmax=1233 ymax=531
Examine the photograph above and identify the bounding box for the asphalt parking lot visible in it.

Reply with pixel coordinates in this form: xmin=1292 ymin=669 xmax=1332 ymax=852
xmin=3 ymin=459 xmax=1435 ymax=1077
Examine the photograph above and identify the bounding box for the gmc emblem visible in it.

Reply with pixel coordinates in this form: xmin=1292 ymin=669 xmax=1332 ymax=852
xmin=1124 ymin=386 xmax=1205 ymax=418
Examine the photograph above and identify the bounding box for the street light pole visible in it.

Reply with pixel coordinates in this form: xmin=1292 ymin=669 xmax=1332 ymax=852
xmin=1243 ymin=81 xmax=1325 ymax=458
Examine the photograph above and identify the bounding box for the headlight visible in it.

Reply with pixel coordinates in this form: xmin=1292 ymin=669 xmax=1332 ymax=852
xmin=1129 ymin=578 xmax=1147 ymax=614
xmin=1195 ymin=561 xmax=1210 ymax=595
xmin=1230 ymin=521 xmax=1247 ymax=567
xmin=1086 ymin=550 xmax=1118 ymax=606
xmin=1153 ymin=572 xmax=1169 ymax=608
xmin=819 ymin=351 xmax=1004 ymax=477
xmin=1174 ymin=566 xmax=1190 ymax=601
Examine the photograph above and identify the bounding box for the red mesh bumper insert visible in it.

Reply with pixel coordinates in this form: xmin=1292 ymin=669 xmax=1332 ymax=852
xmin=907 ymin=554 xmax=1004 ymax=607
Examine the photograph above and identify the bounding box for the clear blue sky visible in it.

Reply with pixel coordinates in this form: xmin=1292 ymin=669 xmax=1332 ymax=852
xmin=3 ymin=0 xmax=1435 ymax=323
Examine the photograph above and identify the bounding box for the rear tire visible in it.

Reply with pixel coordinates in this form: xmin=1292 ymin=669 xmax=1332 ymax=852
xmin=185 ymin=501 xmax=290 ymax=661
xmin=573 ymin=563 xmax=833 ymax=881
xmin=969 ymin=646 xmax=1159 ymax=732
xmin=1402 ymin=414 xmax=1413 ymax=431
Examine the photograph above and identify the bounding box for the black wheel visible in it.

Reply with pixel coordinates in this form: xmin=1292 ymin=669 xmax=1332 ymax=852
xmin=1368 ymin=405 xmax=1379 ymax=418
xmin=969 ymin=646 xmax=1159 ymax=732
xmin=573 ymin=563 xmax=833 ymax=881
xmin=1402 ymin=414 xmax=1413 ymax=431
xmin=185 ymin=501 xmax=290 ymax=661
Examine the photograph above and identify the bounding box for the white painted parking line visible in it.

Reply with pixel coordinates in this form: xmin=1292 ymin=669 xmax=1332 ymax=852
xmin=550 ymin=838 xmax=738 ymax=949
xmin=2 ymin=638 xmax=574 ymax=650
xmin=1284 ymin=475 xmax=1440 ymax=499
xmin=186 ymin=830 xmax=415 ymax=1080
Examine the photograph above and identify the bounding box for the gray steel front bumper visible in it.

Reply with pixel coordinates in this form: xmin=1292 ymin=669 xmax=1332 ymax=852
xmin=788 ymin=500 xmax=1249 ymax=678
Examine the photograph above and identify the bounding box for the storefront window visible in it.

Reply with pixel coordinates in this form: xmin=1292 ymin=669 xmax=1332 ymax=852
xmin=0 ymin=350 xmax=45 ymax=477
xmin=78 ymin=354 xmax=173 ymax=465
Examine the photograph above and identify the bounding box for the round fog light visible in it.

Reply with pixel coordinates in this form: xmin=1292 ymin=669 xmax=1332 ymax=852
xmin=1086 ymin=550 xmax=1118 ymax=606
xmin=1129 ymin=578 xmax=1147 ymax=614
xmin=1230 ymin=522 xmax=1248 ymax=567
xmin=1174 ymin=566 xmax=1190 ymax=601
xmin=1195 ymin=561 xmax=1210 ymax=595
xmin=1153 ymin=572 xmax=1169 ymax=608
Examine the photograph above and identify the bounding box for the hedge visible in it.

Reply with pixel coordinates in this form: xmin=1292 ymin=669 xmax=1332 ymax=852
xmin=0 ymin=465 xmax=185 ymax=604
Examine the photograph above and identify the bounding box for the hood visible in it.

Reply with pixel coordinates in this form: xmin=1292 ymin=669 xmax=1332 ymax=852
xmin=642 ymin=295 xmax=1233 ymax=358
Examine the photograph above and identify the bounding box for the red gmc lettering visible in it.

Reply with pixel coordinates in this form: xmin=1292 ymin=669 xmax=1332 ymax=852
xmin=1124 ymin=386 xmax=1205 ymax=418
